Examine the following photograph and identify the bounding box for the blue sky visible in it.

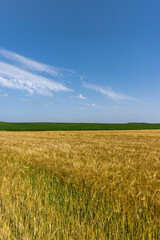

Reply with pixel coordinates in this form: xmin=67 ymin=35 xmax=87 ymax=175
xmin=0 ymin=0 xmax=160 ymax=123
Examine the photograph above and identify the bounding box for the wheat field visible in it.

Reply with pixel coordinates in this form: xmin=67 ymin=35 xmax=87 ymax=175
xmin=0 ymin=130 xmax=160 ymax=239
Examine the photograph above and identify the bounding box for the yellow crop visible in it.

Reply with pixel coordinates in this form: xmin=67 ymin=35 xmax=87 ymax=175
xmin=0 ymin=130 xmax=159 ymax=239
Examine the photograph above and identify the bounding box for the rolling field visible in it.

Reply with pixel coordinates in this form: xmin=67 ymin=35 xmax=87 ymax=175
xmin=1 ymin=122 xmax=160 ymax=131
xmin=0 ymin=130 xmax=160 ymax=239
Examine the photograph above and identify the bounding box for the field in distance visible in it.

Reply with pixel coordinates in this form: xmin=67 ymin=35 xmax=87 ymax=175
xmin=0 ymin=130 xmax=160 ymax=239
xmin=1 ymin=121 xmax=160 ymax=131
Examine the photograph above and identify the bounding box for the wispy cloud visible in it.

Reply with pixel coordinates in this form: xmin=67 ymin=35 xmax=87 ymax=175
xmin=0 ymin=48 xmax=137 ymax=102
xmin=0 ymin=48 xmax=62 ymax=77
xmin=75 ymin=94 xmax=87 ymax=100
xmin=86 ymin=103 xmax=99 ymax=108
xmin=21 ymin=98 xmax=32 ymax=102
xmin=0 ymin=61 xmax=71 ymax=96
xmin=80 ymin=76 xmax=84 ymax=81
xmin=0 ymin=93 xmax=8 ymax=97
xmin=0 ymin=49 xmax=72 ymax=96
xmin=83 ymin=82 xmax=135 ymax=102
xmin=73 ymin=101 xmax=104 ymax=109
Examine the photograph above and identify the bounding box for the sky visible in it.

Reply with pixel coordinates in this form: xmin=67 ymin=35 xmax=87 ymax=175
xmin=0 ymin=0 xmax=160 ymax=123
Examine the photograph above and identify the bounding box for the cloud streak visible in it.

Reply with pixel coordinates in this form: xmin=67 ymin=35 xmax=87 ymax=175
xmin=0 ymin=49 xmax=72 ymax=96
xmin=0 ymin=93 xmax=8 ymax=97
xmin=74 ymin=101 xmax=104 ymax=109
xmin=0 ymin=61 xmax=70 ymax=96
xmin=0 ymin=48 xmax=136 ymax=102
xmin=83 ymin=82 xmax=135 ymax=101
xmin=0 ymin=48 xmax=62 ymax=77
xmin=75 ymin=94 xmax=87 ymax=100
xmin=85 ymin=103 xmax=102 ymax=108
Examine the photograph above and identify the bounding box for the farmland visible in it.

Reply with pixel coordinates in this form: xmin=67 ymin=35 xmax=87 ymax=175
xmin=1 ymin=122 xmax=160 ymax=131
xmin=0 ymin=130 xmax=160 ymax=239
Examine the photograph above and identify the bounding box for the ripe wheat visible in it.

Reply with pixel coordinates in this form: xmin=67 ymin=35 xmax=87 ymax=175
xmin=0 ymin=130 xmax=159 ymax=239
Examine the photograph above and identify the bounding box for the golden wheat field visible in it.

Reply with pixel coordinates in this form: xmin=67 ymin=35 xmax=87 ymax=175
xmin=0 ymin=130 xmax=160 ymax=239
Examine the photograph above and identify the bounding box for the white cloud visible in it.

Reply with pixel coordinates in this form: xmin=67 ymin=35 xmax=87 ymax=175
xmin=0 ymin=48 xmax=75 ymax=96
xmin=0 ymin=48 xmax=62 ymax=77
xmin=86 ymin=103 xmax=96 ymax=107
xmin=75 ymin=94 xmax=87 ymax=100
xmin=21 ymin=98 xmax=31 ymax=102
xmin=0 ymin=61 xmax=71 ymax=96
xmin=74 ymin=101 xmax=103 ymax=109
xmin=0 ymin=93 xmax=8 ymax=97
xmin=80 ymin=76 xmax=84 ymax=81
xmin=85 ymin=103 xmax=103 ymax=108
xmin=0 ymin=48 xmax=137 ymax=102
xmin=83 ymin=82 xmax=135 ymax=101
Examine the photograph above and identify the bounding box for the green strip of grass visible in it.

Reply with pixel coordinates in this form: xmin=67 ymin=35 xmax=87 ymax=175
xmin=0 ymin=122 xmax=160 ymax=131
